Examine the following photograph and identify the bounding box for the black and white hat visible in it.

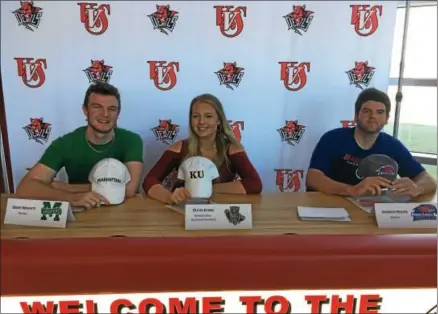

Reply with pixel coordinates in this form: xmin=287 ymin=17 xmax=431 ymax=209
xmin=88 ymin=158 xmax=131 ymax=205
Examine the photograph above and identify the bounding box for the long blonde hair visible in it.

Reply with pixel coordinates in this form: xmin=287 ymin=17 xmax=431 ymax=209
xmin=186 ymin=94 xmax=243 ymax=168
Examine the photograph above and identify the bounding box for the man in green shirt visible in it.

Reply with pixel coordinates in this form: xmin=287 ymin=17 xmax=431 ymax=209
xmin=16 ymin=82 xmax=144 ymax=209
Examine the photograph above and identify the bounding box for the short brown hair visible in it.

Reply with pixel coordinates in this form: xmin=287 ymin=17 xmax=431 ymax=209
xmin=83 ymin=82 xmax=121 ymax=112
xmin=355 ymin=87 xmax=391 ymax=117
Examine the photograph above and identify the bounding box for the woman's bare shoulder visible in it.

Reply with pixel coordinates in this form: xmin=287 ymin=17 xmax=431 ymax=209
xmin=228 ymin=143 xmax=245 ymax=155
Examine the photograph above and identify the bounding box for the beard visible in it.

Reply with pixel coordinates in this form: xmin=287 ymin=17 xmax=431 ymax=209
xmin=356 ymin=120 xmax=384 ymax=135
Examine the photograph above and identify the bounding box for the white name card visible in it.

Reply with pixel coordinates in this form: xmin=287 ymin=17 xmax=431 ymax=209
xmin=185 ymin=204 xmax=252 ymax=230
xmin=4 ymin=198 xmax=76 ymax=228
xmin=374 ymin=202 xmax=437 ymax=228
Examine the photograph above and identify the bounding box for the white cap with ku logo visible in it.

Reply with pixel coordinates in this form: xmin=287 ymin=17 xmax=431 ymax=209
xmin=177 ymin=156 xmax=219 ymax=199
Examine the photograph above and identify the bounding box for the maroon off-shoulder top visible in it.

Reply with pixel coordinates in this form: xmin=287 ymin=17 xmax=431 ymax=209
xmin=142 ymin=139 xmax=262 ymax=194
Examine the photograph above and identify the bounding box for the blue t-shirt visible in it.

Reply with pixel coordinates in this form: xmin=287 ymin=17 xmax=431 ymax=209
xmin=308 ymin=127 xmax=425 ymax=187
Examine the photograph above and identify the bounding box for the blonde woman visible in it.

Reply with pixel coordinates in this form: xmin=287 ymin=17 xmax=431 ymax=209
xmin=143 ymin=94 xmax=262 ymax=204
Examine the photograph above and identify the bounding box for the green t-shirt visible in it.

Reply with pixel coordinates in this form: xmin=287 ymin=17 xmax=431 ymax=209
xmin=39 ymin=126 xmax=143 ymax=184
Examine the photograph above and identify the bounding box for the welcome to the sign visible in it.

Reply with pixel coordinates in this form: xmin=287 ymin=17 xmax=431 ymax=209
xmin=3 ymin=288 xmax=436 ymax=314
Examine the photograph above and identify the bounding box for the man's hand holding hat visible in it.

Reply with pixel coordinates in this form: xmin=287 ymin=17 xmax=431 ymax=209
xmin=351 ymin=154 xmax=420 ymax=198
xmin=391 ymin=177 xmax=423 ymax=197
xmin=347 ymin=176 xmax=392 ymax=197
xmin=69 ymin=191 xmax=109 ymax=209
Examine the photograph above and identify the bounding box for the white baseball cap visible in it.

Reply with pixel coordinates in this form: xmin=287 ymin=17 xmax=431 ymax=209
xmin=88 ymin=158 xmax=131 ymax=205
xmin=177 ymin=156 xmax=219 ymax=199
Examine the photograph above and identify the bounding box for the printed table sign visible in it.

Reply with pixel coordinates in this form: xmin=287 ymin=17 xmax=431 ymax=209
xmin=4 ymin=198 xmax=75 ymax=228
xmin=374 ymin=202 xmax=437 ymax=228
xmin=185 ymin=204 xmax=252 ymax=230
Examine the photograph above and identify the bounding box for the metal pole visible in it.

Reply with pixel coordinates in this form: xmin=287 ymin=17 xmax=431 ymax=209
xmin=0 ymin=124 xmax=10 ymax=194
xmin=393 ymin=0 xmax=411 ymax=138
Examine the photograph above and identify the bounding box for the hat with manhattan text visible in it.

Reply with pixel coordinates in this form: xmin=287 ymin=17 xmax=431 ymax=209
xmin=88 ymin=158 xmax=131 ymax=205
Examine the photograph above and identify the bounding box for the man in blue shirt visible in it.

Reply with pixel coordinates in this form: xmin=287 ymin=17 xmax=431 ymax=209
xmin=306 ymin=88 xmax=437 ymax=197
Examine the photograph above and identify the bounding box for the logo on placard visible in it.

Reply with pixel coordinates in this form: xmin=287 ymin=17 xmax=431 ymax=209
xmin=411 ymin=204 xmax=437 ymax=222
xmin=151 ymin=119 xmax=180 ymax=144
xmin=341 ymin=120 xmax=356 ymax=128
xmin=83 ymin=59 xmax=113 ymax=83
xmin=346 ymin=61 xmax=375 ymax=89
xmin=148 ymin=61 xmax=179 ymax=91
xmin=225 ymin=206 xmax=245 ymax=225
xmin=426 ymin=304 xmax=437 ymax=314
xmin=277 ymin=120 xmax=306 ymax=146
xmin=215 ymin=62 xmax=244 ymax=90
xmin=41 ymin=201 xmax=62 ymax=221
xmin=350 ymin=4 xmax=382 ymax=37
xmin=23 ymin=117 xmax=52 ymax=144
xmin=279 ymin=61 xmax=310 ymax=91
xmin=78 ymin=2 xmax=111 ymax=35
xmin=15 ymin=57 xmax=47 ymax=88
xmin=148 ymin=4 xmax=179 ymax=35
xmin=214 ymin=5 xmax=247 ymax=38
xmin=228 ymin=120 xmax=244 ymax=142
xmin=13 ymin=0 xmax=43 ymax=31
xmin=283 ymin=5 xmax=314 ymax=35
xmin=275 ymin=169 xmax=304 ymax=192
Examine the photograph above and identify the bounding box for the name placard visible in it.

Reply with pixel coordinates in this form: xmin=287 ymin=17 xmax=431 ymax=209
xmin=4 ymin=198 xmax=76 ymax=228
xmin=374 ymin=202 xmax=437 ymax=228
xmin=185 ymin=204 xmax=252 ymax=230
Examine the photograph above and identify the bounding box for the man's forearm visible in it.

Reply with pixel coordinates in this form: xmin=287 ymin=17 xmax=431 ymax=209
xmin=414 ymin=172 xmax=437 ymax=196
xmin=50 ymin=181 xmax=91 ymax=193
xmin=16 ymin=179 xmax=74 ymax=201
xmin=307 ymin=171 xmax=353 ymax=196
